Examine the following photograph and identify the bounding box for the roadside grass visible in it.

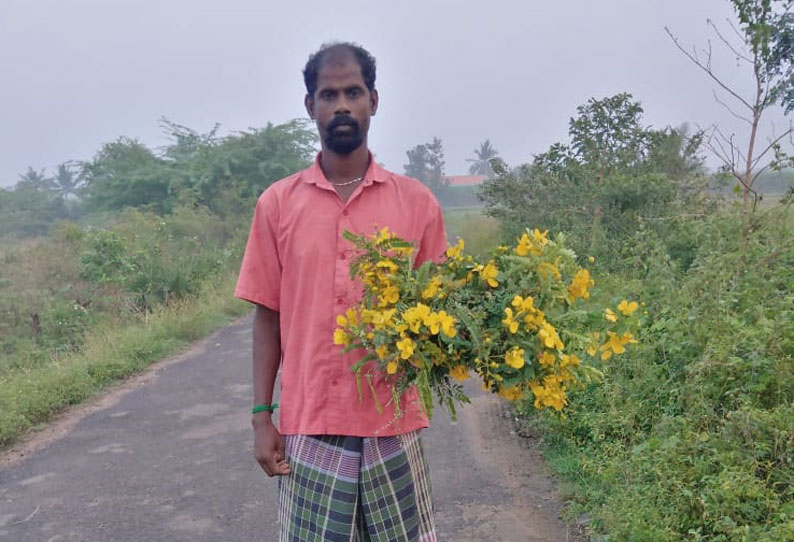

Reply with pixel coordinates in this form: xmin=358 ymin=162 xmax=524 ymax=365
xmin=0 ymin=271 xmax=249 ymax=448
xmin=443 ymin=207 xmax=501 ymax=258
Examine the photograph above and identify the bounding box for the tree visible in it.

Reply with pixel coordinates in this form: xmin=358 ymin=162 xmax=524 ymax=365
xmin=79 ymin=138 xmax=176 ymax=214
xmin=51 ymin=162 xmax=83 ymax=201
xmin=466 ymin=140 xmax=500 ymax=176
xmin=481 ymin=94 xmax=709 ymax=265
xmin=404 ymin=137 xmax=448 ymax=194
xmin=666 ymin=0 xmax=794 ymax=209
xmin=17 ymin=167 xmax=53 ymax=192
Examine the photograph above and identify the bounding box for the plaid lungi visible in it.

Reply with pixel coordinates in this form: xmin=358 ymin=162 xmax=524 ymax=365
xmin=278 ymin=430 xmax=436 ymax=541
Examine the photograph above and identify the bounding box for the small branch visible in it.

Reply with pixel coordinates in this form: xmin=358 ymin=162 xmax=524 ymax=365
xmin=726 ymin=18 xmax=746 ymax=45
xmin=707 ymin=18 xmax=753 ymax=63
xmin=665 ymin=26 xmax=754 ymax=112
xmin=713 ymin=89 xmax=753 ymax=124
xmin=751 ymin=163 xmax=772 ymax=185
xmin=752 ymin=126 xmax=794 ymax=169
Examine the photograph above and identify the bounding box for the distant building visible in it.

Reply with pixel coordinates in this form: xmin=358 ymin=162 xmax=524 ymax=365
xmin=444 ymin=175 xmax=486 ymax=187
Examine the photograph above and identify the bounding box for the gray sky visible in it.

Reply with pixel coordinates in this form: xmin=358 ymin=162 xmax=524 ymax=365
xmin=1 ymin=0 xmax=791 ymax=187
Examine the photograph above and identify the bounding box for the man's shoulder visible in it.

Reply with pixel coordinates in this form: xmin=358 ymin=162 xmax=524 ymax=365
xmin=255 ymin=167 xmax=311 ymax=204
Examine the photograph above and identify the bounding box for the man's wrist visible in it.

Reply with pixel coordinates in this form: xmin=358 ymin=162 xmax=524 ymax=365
xmin=252 ymin=411 xmax=274 ymax=424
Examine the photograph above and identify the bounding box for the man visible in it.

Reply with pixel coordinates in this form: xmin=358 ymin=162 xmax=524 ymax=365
xmin=234 ymin=42 xmax=447 ymax=541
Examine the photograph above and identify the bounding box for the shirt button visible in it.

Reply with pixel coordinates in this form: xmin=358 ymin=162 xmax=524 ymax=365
xmin=331 ymin=379 xmax=339 ymax=386
xmin=342 ymin=210 xmax=349 ymax=216
xmin=340 ymin=253 xmax=346 ymax=260
xmin=336 ymin=298 xmax=344 ymax=305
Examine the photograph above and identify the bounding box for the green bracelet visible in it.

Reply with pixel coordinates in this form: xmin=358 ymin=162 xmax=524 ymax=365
xmin=252 ymin=403 xmax=278 ymax=414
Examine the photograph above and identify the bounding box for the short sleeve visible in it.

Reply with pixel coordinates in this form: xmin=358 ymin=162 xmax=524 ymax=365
xmin=234 ymin=189 xmax=282 ymax=310
xmin=414 ymin=199 xmax=448 ymax=267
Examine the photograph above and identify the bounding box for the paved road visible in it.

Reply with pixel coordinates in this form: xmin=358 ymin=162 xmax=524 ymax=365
xmin=0 ymin=315 xmax=578 ymax=542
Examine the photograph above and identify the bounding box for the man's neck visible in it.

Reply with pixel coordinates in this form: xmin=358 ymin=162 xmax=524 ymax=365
xmin=319 ymin=144 xmax=370 ymax=184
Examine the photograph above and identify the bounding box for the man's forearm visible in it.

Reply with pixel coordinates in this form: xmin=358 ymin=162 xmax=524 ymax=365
xmin=252 ymin=304 xmax=281 ymax=423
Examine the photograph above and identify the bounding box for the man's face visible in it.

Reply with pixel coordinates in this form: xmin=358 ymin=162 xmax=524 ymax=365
xmin=305 ymin=52 xmax=378 ymax=155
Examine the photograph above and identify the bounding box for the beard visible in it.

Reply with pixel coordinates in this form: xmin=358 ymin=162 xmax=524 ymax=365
xmin=324 ymin=115 xmax=364 ymax=155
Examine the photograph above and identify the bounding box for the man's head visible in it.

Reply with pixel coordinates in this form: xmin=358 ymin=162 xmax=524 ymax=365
xmin=303 ymin=42 xmax=378 ymax=156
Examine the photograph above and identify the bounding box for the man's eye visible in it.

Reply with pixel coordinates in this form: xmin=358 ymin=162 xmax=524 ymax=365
xmin=321 ymin=91 xmax=335 ymax=100
xmin=347 ymin=88 xmax=362 ymax=98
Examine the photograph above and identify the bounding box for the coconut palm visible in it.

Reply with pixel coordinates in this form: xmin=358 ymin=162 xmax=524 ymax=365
xmin=51 ymin=162 xmax=83 ymax=200
xmin=466 ymin=140 xmax=499 ymax=176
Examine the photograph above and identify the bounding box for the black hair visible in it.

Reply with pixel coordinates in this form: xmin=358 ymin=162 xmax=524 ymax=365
xmin=303 ymin=42 xmax=377 ymax=97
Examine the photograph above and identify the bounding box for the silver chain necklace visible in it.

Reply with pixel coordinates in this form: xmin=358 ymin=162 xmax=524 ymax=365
xmin=329 ymin=175 xmax=364 ymax=187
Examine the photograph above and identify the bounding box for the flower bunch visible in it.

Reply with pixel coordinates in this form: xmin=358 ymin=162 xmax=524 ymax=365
xmin=334 ymin=227 xmax=638 ymax=419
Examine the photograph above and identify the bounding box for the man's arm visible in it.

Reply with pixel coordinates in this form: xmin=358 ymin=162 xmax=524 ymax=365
xmin=251 ymin=304 xmax=290 ymax=476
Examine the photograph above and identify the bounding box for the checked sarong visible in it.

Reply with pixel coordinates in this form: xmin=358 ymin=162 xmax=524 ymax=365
xmin=278 ymin=430 xmax=436 ymax=541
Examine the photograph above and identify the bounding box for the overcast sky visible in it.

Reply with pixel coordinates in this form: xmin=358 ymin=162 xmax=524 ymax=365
xmin=1 ymin=0 xmax=791 ymax=187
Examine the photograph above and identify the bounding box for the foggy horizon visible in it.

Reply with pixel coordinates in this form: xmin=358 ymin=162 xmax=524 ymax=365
xmin=1 ymin=0 xmax=791 ymax=187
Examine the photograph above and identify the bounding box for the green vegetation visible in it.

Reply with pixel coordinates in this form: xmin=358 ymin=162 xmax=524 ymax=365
xmin=479 ymin=74 xmax=793 ymax=542
xmin=0 ymin=119 xmax=316 ymax=448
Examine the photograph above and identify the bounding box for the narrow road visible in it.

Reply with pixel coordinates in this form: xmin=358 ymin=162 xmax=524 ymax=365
xmin=0 ymin=315 xmax=580 ymax=542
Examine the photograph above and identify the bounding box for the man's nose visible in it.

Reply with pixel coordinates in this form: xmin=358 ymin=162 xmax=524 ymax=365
xmin=334 ymin=96 xmax=351 ymax=115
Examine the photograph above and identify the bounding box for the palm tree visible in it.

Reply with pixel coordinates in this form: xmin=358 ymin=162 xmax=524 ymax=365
xmin=466 ymin=140 xmax=499 ymax=176
xmin=17 ymin=166 xmax=53 ymax=191
xmin=51 ymin=162 xmax=83 ymax=200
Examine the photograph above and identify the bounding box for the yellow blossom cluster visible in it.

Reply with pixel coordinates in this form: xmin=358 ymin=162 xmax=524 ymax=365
xmin=333 ymin=227 xmax=639 ymax=419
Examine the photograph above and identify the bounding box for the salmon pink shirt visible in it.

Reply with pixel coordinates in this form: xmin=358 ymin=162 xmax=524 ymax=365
xmin=234 ymin=154 xmax=448 ymax=437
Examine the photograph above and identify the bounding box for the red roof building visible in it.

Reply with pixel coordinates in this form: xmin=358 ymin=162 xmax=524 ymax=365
xmin=444 ymin=175 xmax=486 ymax=187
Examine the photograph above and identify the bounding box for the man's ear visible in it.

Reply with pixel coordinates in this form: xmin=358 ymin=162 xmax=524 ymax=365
xmin=305 ymin=94 xmax=315 ymax=120
xmin=370 ymin=88 xmax=379 ymax=116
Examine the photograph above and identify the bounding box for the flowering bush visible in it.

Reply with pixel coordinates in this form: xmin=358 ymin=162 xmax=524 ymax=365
xmin=334 ymin=227 xmax=639 ymax=419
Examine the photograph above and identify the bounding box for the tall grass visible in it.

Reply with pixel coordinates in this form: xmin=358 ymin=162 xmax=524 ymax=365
xmin=0 ymin=271 xmax=249 ymax=447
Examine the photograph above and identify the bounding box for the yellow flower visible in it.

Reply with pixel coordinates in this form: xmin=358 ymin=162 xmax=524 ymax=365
xmin=387 ymin=360 xmax=399 ymax=374
xmin=538 ymin=321 xmax=564 ymax=350
xmin=617 ymin=299 xmax=639 ymax=316
xmin=505 ymin=347 xmax=525 ymax=369
xmin=560 ymin=354 xmax=580 ymax=368
xmin=538 ymin=351 xmax=556 ymax=366
xmin=499 ymin=386 xmax=523 ymax=401
xmin=336 ymin=314 xmax=348 ymax=327
xmin=523 ymin=311 xmax=545 ymax=331
xmin=376 ymin=259 xmax=398 ymax=274
xmin=502 ymin=307 xmax=519 ymax=334
xmin=513 ymin=233 xmax=535 ymax=256
xmin=512 ymin=295 xmax=536 ymax=313
xmin=568 ymin=268 xmax=594 ymax=301
xmin=445 ymin=238 xmax=465 ymax=260
xmin=599 ymin=331 xmax=637 ymax=360
xmin=588 ymin=255 xmax=595 ymax=264
xmin=449 ymin=365 xmax=470 ymax=381
xmin=605 ymin=308 xmax=618 ymax=323
xmin=396 ymin=336 xmax=415 ymax=360
xmin=376 ymin=344 xmax=389 ymax=359
xmin=424 ymin=311 xmax=441 ymax=335
xmin=438 ymin=310 xmax=457 ymax=338
xmin=530 ymin=376 xmax=568 ymax=411
xmin=333 ymin=328 xmax=349 ymax=346
xmin=345 ymin=308 xmax=358 ymax=326
xmin=378 ymin=285 xmax=400 ymax=307
xmin=531 ymin=228 xmax=549 ymax=247
xmin=374 ymin=226 xmax=392 ymax=245
xmin=371 ymin=309 xmax=396 ymax=330
xmin=481 ymin=261 xmax=499 ymax=287
xmin=403 ymin=303 xmax=431 ymax=333
xmin=421 ymin=277 xmax=441 ymax=299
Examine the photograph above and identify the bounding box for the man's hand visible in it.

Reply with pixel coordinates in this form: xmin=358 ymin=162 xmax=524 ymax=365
xmin=253 ymin=415 xmax=291 ymax=477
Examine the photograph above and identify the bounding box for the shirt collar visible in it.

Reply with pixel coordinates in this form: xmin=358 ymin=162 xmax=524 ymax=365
xmin=302 ymin=152 xmax=388 ymax=187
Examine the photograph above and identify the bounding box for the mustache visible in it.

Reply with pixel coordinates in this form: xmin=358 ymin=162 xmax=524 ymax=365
xmin=327 ymin=115 xmax=360 ymax=131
